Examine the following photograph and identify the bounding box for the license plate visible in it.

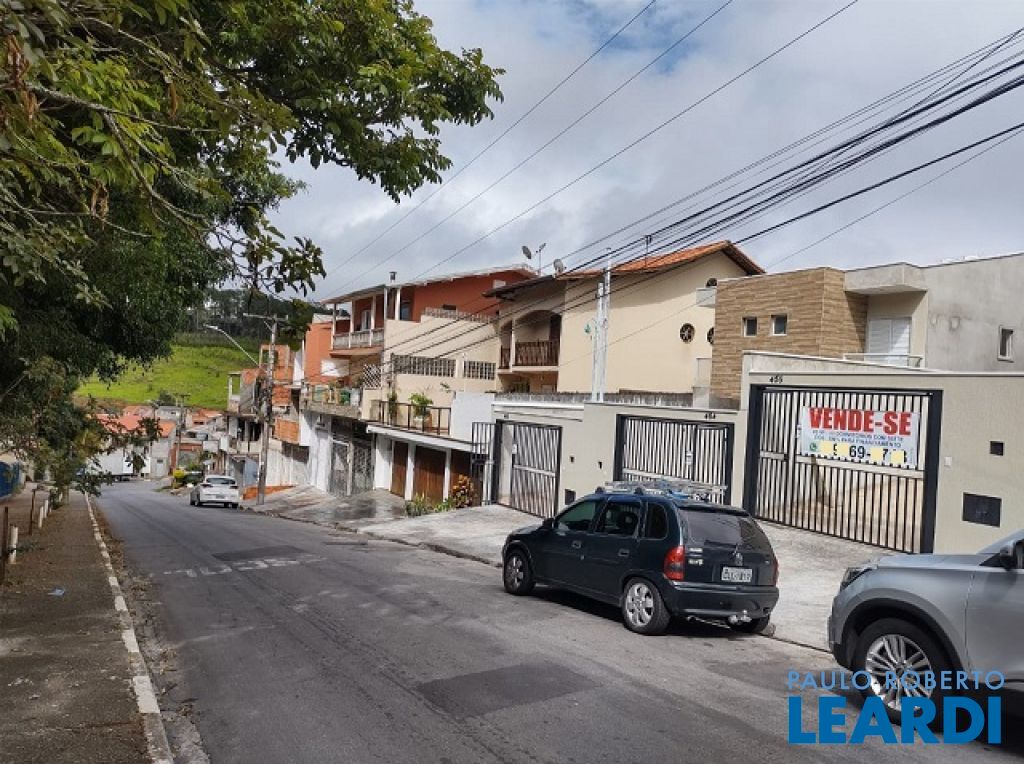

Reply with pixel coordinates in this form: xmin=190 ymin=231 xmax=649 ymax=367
xmin=721 ymin=566 xmax=753 ymax=583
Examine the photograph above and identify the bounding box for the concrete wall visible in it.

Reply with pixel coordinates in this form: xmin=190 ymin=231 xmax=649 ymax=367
xmin=558 ymin=253 xmax=746 ymax=395
xmin=919 ymin=254 xmax=1024 ymax=371
xmin=450 ymin=392 xmax=495 ymax=442
xmin=743 ymin=365 xmax=1024 ymax=553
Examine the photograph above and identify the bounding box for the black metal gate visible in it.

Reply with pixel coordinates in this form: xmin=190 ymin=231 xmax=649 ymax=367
xmin=614 ymin=415 xmax=734 ymax=503
xmin=742 ymin=385 xmax=941 ymax=553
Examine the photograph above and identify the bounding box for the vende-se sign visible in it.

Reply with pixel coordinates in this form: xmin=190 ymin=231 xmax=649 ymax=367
xmin=798 ymin=407 xmax=919 ymax=468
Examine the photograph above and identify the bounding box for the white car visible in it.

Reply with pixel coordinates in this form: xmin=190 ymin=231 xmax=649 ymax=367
xmin=189 ymin=475 xmax=241 ymax=508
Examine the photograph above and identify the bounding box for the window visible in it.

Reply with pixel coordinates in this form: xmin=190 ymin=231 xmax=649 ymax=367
xmin=771 ymin=314 xmax=788 ymax=336
xmin=441 ymin=303 xmax=457 ymax=312
xmin=999 ymin=327 xmax=1014 ymax=361
xmin=867 ymin=317 xmax=911 ymax=362
xmin=678 ymin=508 xmax=772 ymax=551
xmin=398 ymin=301 xmax=412 ymax=320
xmin=705 ymin=277 xmax=718 ymax=288
xmin=207 ymin=476 xmax=236 ymax=486
xmin=643 ymin=502 xmax=668 ymax=539
xmin=706 ymin=327 xmax=715 ymax=345
xmin=493 ymin=279 xmax=507 ymax=289
xmin=391 ymin=354 xmax=456 ymax=377
xmin=742 ymin=317 xmax=758 ymax=337
xmin=595 ymin=499 xmax=642 ymax=536
xmin=556 ymin=500 xmax=600 ymax=532
xmin=462 ymin=360 xmax=496 ymax=380
xmin=679 ymin=323 xmax=695 ymax=343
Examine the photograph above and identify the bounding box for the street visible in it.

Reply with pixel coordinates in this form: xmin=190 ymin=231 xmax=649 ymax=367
xmin=98 ymin=482 xmax=1021 ymax=763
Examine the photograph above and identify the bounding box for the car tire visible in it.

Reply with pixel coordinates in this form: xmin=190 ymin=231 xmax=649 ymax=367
xmin=853 ymin=617 xmax=950 ymax=724
xmin=502 ymin=549 xmax=535 ymax=595
xmin=621 ymin=578 xmax=671 ymax=636
xmin=189 ymin=496 xmax=194 ymax=506
xmin=731 ymin=616 xmax=771 ymax=635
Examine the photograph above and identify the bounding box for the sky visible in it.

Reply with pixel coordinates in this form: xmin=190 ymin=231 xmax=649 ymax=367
xmin=268 ymin=0 xmax=1024 ymax=301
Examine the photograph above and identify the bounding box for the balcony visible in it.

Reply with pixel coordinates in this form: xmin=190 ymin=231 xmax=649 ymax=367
xmin=331 ymin=328 xmax=384 ymax=351
xmin=302 ymin=384 xmax=361 ymax=418
xmin=513 ymin=339 xmax=560 ymax=367
xmin=499 ymin=346 xmax=511 ymax=370
xmin=375 ymin=400 xmax=450 ymax=436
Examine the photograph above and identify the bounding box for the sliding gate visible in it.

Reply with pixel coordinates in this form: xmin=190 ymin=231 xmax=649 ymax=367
xmin=494 ymin=422 xmax=562 ymax=518
xmin=743 ymin=385 xmax=942 ymax=553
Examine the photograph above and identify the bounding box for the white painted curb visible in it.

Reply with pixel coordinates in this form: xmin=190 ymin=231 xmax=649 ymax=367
xmin=86 ymin=495 xmax=174 ymax=764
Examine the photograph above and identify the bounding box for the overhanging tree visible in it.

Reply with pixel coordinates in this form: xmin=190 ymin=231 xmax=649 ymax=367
xmin=0 ymin=0 xmax=503 ymax=484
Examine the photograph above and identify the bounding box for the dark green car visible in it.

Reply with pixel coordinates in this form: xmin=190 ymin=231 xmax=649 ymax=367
xmin=501 ymin=484 xmax=780 ymax=636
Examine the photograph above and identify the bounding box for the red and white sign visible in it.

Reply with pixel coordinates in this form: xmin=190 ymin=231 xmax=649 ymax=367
xmin=798 ymin=406 xmax=919 ymax=468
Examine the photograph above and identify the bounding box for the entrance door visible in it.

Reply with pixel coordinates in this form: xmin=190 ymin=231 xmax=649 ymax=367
xmin=391 ymin=441 xmax=408 ymax=496
xmin=413 ymin=447 xmax=446 ymax=502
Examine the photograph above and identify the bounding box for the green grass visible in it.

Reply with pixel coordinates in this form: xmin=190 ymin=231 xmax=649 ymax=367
xmin=77 ymin=343 xmax=254 ymax=410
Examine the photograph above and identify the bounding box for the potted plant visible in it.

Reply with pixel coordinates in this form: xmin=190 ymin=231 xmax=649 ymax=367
xmin=386 ymin=390 xmax=399 ymax=424
xmin=409 ymin=392 xmax=433 ymax=431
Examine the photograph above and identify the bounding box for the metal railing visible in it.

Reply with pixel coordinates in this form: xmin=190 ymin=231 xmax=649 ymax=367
xmin=331 ymin=328 xmax=384 ymax=350
xmin=514 ymin=339 xmax=560 ymax=367
xmin=499 ymin=346 xmax=511 ymax=369
xmin=842 ymin=353 xmax=924 ymax=368
xmin=375 ymin=401 xmax=451 ymax=435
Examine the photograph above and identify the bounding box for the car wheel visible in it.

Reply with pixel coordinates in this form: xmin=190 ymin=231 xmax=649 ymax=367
xmin=731 ymin=615 xmax=771 ymax=635
xmin=853 ymin=617 xmax=950 ymax=723
xmin=622 ymin=578 xmax=671 ymax=636
xmin=502 ymin=549 xmax=535 ymax=595
xmin=189 ymin=496 xmax=194 ymax=506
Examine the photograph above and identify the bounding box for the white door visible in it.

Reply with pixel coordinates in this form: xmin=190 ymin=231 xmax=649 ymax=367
xmin=866 ymin=317 xmax=912 ymax=365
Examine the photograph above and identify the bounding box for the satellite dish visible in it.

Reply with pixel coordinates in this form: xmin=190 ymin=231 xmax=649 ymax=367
xmin=553 ymin=258 xmax=566 ymax=275
xmin=522 ymin=245 xmax=532 ymax=259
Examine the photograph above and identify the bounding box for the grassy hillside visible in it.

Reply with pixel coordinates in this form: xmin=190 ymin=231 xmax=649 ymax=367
xmin=77 ymin=342 xmax=256 ymax=410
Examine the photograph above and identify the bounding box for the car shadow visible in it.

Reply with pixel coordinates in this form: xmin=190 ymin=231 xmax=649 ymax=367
xmin=530 ymin=585 xmax=751 ymax=640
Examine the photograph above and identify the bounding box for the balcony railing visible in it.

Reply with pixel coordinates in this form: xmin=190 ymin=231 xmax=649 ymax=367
xmin=422 ymin=307 xmax=494 ymax=323
xmin=303 ymin=384 xmax=362 ymax=408
xmin=499 ymin=346 xmax=511 ymax=369
xmin=332 ymin=328 xmax=384 ymax=350
xmin=514 ymin=339 xmax=560 ymax=367
xmin=842 ymin=353 xmax=924 ymax=368
xmin=375 ymin=400 xmax=450 ymax=436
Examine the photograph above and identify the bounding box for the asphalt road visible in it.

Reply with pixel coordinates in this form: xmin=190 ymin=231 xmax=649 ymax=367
xmin=97 ymin=482 xmax=1022 ymax=764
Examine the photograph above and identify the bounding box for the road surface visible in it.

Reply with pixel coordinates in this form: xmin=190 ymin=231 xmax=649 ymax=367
xmin=97 ymin=481 xmax=1021 ymax=763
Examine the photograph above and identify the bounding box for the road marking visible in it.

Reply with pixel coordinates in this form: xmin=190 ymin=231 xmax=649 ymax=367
xmin=162 ymin=555 xmax=323 ymax=579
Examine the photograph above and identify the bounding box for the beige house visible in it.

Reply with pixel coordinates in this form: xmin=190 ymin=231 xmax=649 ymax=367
xmin=487 ymin=241 xmax=764 ymax=396
xmin=709 ymin=251 xmax=1024 ymax=404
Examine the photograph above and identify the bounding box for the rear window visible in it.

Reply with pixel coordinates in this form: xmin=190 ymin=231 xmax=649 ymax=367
xmin=207 ymin=477 xmax=236 ymax=486
xmin=678 ymin=509 xmax=771 ymax=551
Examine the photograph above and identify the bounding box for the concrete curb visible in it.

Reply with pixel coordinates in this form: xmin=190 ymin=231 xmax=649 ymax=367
xmin=86 ymin=495 xmax=174 ymax=764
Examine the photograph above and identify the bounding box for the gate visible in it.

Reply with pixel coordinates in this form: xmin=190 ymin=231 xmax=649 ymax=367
xmin=743 ymin=386 xmax=941 ymax=553
xmin=328 ymin=439 xmax=349 ymax=497
xmin=470 ymin=422 xmax=495 ymax=504
xmin=328 ymin=437 xmax=374 ymax=496
xmin=494 ymin=422 xmax=561 ymax=518
xmin=614 ymin=415 xmax=734 ymax=502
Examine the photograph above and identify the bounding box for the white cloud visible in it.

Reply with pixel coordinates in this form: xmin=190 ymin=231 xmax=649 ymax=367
xmin=267 ymin=0 xmax=1024 ymax=300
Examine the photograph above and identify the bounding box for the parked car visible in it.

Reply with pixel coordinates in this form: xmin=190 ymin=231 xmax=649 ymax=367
xmin=501 ymin=481 xmax=780 ymax=636
xmin=189 ymin=475 xmax=240 ymax=508
xmin=828 ymin=530 xmax=1024 ymax=720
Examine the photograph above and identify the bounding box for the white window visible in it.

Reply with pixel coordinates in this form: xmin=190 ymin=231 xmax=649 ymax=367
xmin=493 ymin=279 xmax=506 ymax=289
xmin=771 ymin=314 xmax=788 ymax=336
xmin=866 ymin=317 xmax=912 ymax=364
xmin=742 ymin=317 xmax=758 ymax=337
xmin=999 ymin=327 xmax=1014 ymax=361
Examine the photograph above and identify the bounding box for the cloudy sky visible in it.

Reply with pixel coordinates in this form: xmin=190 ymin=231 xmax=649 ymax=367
xmin=269 ymin=0 xmax=1024 ymax=301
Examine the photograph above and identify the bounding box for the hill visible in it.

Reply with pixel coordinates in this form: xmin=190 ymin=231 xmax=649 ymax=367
xmin=77 ymin=340 xmax=257 ymax=410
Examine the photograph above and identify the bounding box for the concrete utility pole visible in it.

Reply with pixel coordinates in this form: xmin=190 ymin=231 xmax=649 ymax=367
xmin=244 ymin=313 xmax=280 ymax=506
xmin=593 ymin=247 xmax=612 ymax=403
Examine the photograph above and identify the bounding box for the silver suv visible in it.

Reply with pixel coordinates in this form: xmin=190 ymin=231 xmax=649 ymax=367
xmin=828 ymin=530 xmax=1024 ymax=718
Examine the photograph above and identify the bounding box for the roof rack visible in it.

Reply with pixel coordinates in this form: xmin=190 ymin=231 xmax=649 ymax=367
xmin=595 ymin=478 xmax=727 ymax=502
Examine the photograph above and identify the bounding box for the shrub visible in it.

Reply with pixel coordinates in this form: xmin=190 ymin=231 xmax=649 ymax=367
xmin=449 ymin=475 xmax=475 ymax=509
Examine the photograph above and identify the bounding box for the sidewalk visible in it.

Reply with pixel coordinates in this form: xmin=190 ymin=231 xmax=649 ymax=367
xmin=250 ymin=487 xmax=881 ymax=650
xmin=0 ymin=488 xmax=150 ymax=763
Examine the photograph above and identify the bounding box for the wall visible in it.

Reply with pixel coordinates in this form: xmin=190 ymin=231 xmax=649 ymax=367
xmin=743 ymin=365 xmax=1024 ymax=553
xmin=920 ymin=254 xmax=1024 ymax=372
xmin=558 ymin=253 xmax=747 ymax=395
xmin=450 ymin=392 xmax=495 ymax=442
xmin=711 ymin=268 xmax=867 ymax=403
xmin=403 ymin=270 xmax=529 ymax=321
xmin=302 ymin=321 xmax=337 ymax=384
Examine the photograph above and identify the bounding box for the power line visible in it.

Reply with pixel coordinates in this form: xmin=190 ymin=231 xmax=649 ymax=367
xmin=324 ymin=0 xmax=657 ymax=279
xmin=322 ymin=0 xmax=858 ymax=297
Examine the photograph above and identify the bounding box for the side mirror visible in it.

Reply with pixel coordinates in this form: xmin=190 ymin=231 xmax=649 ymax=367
xmin=541 ymin=517 xmax=554 ymax=530
xmin=998 ymin=543 xmax=1019 ymax=570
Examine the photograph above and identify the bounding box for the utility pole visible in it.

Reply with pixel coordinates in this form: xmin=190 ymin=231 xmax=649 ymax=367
xmin=593 ymin=247 xmax=612 ymax=402
xmin=171 ymin=393 xmax=189 ymax=471
xmin=245 ymin=313 xmax=280 ymax=505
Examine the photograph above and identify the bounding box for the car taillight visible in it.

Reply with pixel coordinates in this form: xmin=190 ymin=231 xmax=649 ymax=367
xmin=771 ymin=553 xmax=779 ymax=586
xmin=664 ymin=546 xmax=686 ymax=581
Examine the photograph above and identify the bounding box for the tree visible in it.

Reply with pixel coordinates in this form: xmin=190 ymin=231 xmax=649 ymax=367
xmin=0 ymin=0 xmax=503 ymax=484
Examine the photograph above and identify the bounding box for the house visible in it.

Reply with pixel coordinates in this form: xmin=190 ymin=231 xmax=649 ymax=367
xmin=300 ymin=265 xmax=533 ymax=500
xmin=708 ymin=251 xmax=1024 ymax=404
xmin=485 ymin=241 xmax=763 ymax=396
xmin=94 ymin=412 xmax=176 ymax=478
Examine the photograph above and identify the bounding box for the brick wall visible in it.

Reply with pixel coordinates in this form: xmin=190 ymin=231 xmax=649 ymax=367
xmin=274 ymin=418 xmax=300 ymax=444
xmin=710 ymin=267 xmax=866 ymax=402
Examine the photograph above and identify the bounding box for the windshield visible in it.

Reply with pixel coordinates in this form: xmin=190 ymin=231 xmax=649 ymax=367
xmin=207 ymin=477 xmax=236 ymax=486
xmin=678 ymin=509 xmax=772 ymax=551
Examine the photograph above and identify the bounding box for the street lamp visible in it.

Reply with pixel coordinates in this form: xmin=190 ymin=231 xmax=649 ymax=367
xmin=522 ymin=243 xmax=547 ymax=275
xmin=204 ymin=325 xmax=260 ymax=366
